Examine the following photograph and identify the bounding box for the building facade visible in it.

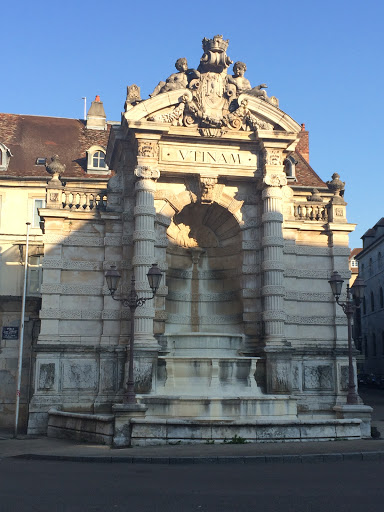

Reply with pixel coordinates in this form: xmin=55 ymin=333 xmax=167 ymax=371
xmin=1 ymin=36 xmax=371 ymax=442
xmin=356 ymin=219 xmax=384 ymax=375
xmin=0 ymin=97 xmax=113 ymax=429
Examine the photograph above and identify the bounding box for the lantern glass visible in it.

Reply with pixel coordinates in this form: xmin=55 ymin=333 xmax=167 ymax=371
xmin=328 ymin=271 xmax=344 ymax=299
xmin=105 ymin=265 xmax=121 ymax=294
xmin=147 ymin=263 xmax=162 ymax=294
xmin=351 ymin=276 xmax=366 ymax=301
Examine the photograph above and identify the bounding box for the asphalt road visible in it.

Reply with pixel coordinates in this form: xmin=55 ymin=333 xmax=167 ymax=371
xmin=1 ymin=458 xmax=384 ymax=512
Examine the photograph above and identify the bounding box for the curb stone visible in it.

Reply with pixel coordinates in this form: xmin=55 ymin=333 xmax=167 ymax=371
xmin=10 ymin=452 xmax=384 ymax=464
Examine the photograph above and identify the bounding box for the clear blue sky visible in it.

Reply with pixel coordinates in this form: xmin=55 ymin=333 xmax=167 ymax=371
xmin=3 ymin=0 xmax=383 ymax=248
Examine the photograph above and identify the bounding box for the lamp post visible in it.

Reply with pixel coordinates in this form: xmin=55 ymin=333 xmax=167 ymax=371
xmin=328 ymin=271 xmax=366 ymax=405
xmin=105 ymin=264 xmax=162 ymax=404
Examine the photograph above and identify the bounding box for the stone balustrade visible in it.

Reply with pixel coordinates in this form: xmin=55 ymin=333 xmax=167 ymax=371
xmin=294 ymin=203 xmax=328 ymax=222
xmin=61 ymin=190 xmax=107 ymax=211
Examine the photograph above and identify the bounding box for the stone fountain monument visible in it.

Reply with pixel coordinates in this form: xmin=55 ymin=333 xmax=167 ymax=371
xmin=28 ymin=35 xmax=372 ymax=445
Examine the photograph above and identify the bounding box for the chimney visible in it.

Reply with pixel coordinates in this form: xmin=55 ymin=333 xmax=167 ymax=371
xmin=296 ymin=123 xmax=309 ymax=163
xmin=86 ymin=95 xmax=107 ymax=130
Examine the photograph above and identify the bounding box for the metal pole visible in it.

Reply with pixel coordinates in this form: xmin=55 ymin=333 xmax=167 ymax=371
xmin=125 ymin=275 xmax=137 ymax=404
xmin=345 ymin=285 xmax=358 ymax=405
xmin=346 ymin=286 xmax=358 ymax=404
xmin=14 ymin=222 xmax=30 ymax=438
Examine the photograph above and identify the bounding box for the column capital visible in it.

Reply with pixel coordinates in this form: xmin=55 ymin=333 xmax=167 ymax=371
xmin=263 ymin=173 xmax=287 ymax=188
xmin=134 ymin=165 xmax=160 ymax=180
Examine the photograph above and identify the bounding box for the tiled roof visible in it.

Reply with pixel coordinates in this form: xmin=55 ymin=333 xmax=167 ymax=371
xmin=0 ymin=113 xmax=111 ymax=178
xmin=350 ymin=248 xmax=363 ymax=258
xmin=362 ymin=228 xmax=376 ymax=238
xmin=0 ymin=112 xmax=326 ymax=188
xmin=293 ymin=150 xmax=326 ymax=188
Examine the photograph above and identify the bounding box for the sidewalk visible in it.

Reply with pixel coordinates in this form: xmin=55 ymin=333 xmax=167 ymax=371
xmin=2 ymin=430 xmax=384 ymax=464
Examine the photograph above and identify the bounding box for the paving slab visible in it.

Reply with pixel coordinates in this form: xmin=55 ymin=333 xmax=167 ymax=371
xmin=2 ymin=430 xmax=384 ymax=464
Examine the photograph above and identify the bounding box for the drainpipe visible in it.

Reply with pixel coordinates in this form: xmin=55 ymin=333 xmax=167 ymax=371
xmin=14 ymin=222 xmax=30 ymax=438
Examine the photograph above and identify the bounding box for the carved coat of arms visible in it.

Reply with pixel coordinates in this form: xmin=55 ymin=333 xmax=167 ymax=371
xmin=146 ymin=35 xmax=277 ymax=136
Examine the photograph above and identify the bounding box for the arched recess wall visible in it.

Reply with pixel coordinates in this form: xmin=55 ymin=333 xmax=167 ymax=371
xmin=154 ymin=187 xmax=246 ymax=338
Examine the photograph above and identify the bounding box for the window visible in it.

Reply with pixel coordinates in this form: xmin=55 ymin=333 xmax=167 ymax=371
xmin=284 ymin=155 xmax=297 ymax=181
xmin=371 ymin=291 xmax=375 ymax=312
xmin=380 ymin=287 xmax=383 ymax=309
xmin=364 ymin=336 xmax=368 ymax=356
xmin=363 ymin=296 xmax=366 ymax=315
xmin=35 ymin=157 xmax=47 ymax=165
xmin=92 ymin=151 xmax=106 ymax=168
xmin=382 ymin=331 xmax=384 ymax=356
xmin=379 ymin=252 xmax=382 ymax=269
xmin=369 ymin=258 xmax=373 ymax=276
xmin=27 ymin=255 xmax=43 ymax=295
xmin=0 ymin=143 xmax=12 ymax=171
xmin=350 ymin=259 xmax=358 ymax=268
xmin=372 ymin=333 xmax=377 ymax=357
xmin=86 ymin=145 xmax=109 ymax=174
xmin=33 ymin=199 xmax=46 ymax=228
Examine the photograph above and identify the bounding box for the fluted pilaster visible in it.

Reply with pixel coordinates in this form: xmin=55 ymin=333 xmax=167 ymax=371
xmin=261 ymin=173 xmax=286 ymax=344
xmin=133 ymin=165 xmax=160 ymax=349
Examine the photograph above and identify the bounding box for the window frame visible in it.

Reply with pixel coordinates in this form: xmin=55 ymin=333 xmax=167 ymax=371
xmin=0 ymin=143 xmax=12 ymax=171
xmin=27 ymin=255 xmax=43 ymax=296
xmin=86 ymin=145 xmax=110 ymax=175
xmin=32 ymin=198 xmax=46 ymax=229
xmin=372 ymin=333 xmax=377 ymax=357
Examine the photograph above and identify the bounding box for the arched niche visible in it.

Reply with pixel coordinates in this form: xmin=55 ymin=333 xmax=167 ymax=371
xmin=164 ymin=202 xmax=243 ymax=336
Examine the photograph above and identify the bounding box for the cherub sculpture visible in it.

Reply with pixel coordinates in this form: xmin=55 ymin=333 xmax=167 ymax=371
xmin=150 ymin=58 xmax=190 ymax=97
xmin=228 ymin=61 xmax=275 ymax=103
xmin=228 ymin=61 xmax=252 ymax=95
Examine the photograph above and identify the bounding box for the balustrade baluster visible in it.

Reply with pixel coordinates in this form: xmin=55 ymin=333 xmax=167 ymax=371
xmin=84 ymin=193 xmax=91 ymax=211
xmin=58 ymin=189 xmax=107 ymax=210
xmin=80 ymin=193 xmax=86 ymax=210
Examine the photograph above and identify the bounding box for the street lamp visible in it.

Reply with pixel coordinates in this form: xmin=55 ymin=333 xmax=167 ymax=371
xmin=328 ymin=271 xmax=366 ymax=405
xmin=105 ymin=264 xmax=162 ymax=404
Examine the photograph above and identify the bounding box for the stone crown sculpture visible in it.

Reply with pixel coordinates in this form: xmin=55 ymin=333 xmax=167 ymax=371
xmin=202 ymin=34 xmax=229 ymax=53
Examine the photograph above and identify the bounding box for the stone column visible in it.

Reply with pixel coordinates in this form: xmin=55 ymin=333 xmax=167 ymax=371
xmin=262 ymin=175 xmax=286 ymax=343
xmin=132 ymin=165 xmax=160 ymax=351
xmin=261 ymin=149 xmax=292 ymax=394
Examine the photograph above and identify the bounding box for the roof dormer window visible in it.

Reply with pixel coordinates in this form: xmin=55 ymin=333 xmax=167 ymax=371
xmin=93 ymin=151 xmax=106 ymax=169
xmin=284 ymin=155 xmax=297 ymax=181
xmin=0 ymin=143 xmax=12 ymax=171
xmin=86 ymin=145 xmax=110 ymax=175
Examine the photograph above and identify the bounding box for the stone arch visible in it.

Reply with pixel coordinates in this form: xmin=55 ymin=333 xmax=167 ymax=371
xmin=124 ymin=89 xmax=302 ymax=133
xmin=155 ymin=185 xmax=244 ymax=226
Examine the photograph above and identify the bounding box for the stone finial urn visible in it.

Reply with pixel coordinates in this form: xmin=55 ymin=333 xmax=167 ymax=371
xmin=326 ymin=173 xmax=345 ymax=196
xmin=326 ymin=173 xmax=345 ymax=204
xmin=45 ymin=155 xmax=65 ymax=182
xmin=307 ymin=188 xmax=323 ymax=202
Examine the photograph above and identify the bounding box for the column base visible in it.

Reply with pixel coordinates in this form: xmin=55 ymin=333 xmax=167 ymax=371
xmin=333 ymin=404 xmax=373 ymax=439
xmin=112 ymin=403 xmax=148 ymax=448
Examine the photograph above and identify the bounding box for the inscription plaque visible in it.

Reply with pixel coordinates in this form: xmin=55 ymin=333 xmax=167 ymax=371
xmin=2 ymin=327 xmax=19 ymax=340
xmin=160 ymin=144 xmax=258 ymax=169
